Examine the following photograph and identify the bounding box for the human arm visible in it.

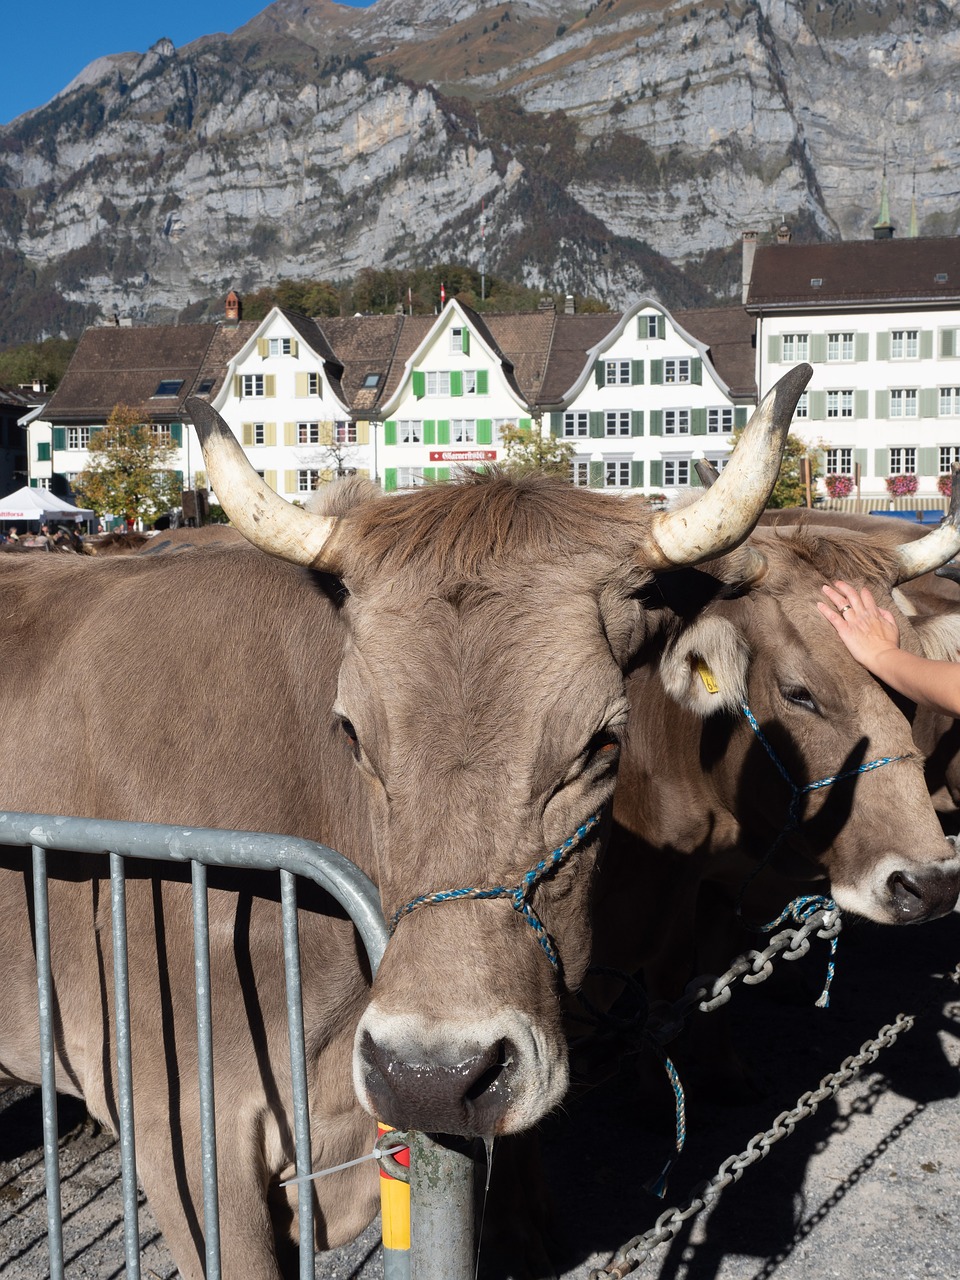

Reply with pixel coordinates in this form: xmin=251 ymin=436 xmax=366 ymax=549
xmin=818 ymin=580 xmax=960 ymax=718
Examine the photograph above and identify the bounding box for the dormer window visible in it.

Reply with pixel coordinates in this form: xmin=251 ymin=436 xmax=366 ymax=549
xmin=810 ymin=278 xmax=823 ymax=288
xmin=450 ymin=327 xmax=470 ymax=355
xmin=363 ymin=373 xmax=381 ymax=389
xmin=153 ymin=379 xmax=184 ymax=397
xmin=196 ymin=377 xmax=215 ymax=395
xmin=936 ymin=273 xmax=948 ymax=283
xmin=268 ymin=337 xmax=293 ymax=356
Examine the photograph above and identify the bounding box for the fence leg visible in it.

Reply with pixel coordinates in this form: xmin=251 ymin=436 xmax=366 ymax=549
xmin=409 ymin=1133 xmax=477 ymax=1280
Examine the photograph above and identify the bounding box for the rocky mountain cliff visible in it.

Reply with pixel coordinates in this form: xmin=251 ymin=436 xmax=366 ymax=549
xmin=0 ymin=0 xmax=956 ymax=344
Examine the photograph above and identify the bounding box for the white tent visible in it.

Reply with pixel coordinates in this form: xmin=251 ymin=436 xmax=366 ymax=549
xmin=0 ymin=486 xmax=94 ymax=523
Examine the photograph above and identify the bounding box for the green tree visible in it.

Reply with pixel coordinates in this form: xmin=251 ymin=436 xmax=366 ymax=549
xmin=499 ymin=421 xmax=575 ymax=479
xmin=729 ymin=424 xmax=819 ymax=509
xmin=73 ymin=404 xmax=183 ymax=526
xmin=0 ymin=337 xmax=77 ymax=392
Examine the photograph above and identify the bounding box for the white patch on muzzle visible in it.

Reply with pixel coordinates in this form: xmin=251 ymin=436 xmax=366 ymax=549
xmin=831 ymin=849 xmax=960 ymax=923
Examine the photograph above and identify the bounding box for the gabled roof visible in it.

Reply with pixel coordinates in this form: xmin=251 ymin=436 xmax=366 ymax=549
xmin=532 ymin=312 xmax=621 ymax=406
xmin=320 ymin=314 xmax=404 ymax=413
xmin=746 ymin=237 xmax=960 ymax=311
xmin=675 ymin=306 xmax=756 ymax=400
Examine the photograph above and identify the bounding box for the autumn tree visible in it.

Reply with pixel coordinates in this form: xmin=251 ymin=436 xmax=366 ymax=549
xmin=499 ymin=421 xmax=575 ymax=479
xmin=73 ymin=403 xmax=183 ymax=526
xmin=729 ymin=422 xmax=819 ymax=509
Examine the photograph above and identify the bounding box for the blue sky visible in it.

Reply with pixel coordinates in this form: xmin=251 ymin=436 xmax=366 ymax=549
xmin=2 ymin=0 xmax=375 ymax=126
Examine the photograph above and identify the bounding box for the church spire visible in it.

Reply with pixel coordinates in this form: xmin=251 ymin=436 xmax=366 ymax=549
xmin=873 ymin=160 xmax=895 ymax=240
xmin=909 ymin=169 xmax=919 ymax=238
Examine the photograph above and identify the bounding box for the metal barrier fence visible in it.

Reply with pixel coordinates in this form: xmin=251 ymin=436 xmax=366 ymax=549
xmin=0 ymin=811 xmax=475 ymax=1280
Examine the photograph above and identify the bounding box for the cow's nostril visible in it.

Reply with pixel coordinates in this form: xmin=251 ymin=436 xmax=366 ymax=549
xmin=464 ymin=1039 xmax=513 ymax=1103
xmin=888 ymin=870 xmax=923 ymax=918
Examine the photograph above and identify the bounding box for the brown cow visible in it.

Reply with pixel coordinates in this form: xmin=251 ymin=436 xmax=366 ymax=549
xmin=0 ymin=368 xmax=809 ymax=1280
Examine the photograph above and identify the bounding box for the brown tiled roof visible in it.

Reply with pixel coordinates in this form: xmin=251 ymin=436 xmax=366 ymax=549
xmin=533 ymin=312 xmax=621 ymax=406
xmin=746 ymin=237 xmax=960 ymax=311
xmin=192 ymin=322 xmax=258 ymax=401
xmin=482 ymin=310 xmax=557 ymax=405
xmin=321 ymin=315 xmax=404 ymax=412
xmin=675 ymin=305 xmax=757 ymax=400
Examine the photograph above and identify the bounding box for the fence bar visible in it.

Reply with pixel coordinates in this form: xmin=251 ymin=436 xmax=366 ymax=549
xmin=192 ymin=860 xmax=221 ymax=1280
xmin=280 ymin=869 xmax=316 ymax=1280
xmin=31 ymin=844 xmax=65 ymax=1280
xmin=109 ymin=852 xmax=141 ymax=1280
xmin=409 ymin=1134 xmax=476 ymax=1280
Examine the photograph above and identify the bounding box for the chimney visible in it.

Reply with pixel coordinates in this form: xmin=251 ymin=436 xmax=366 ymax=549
xmin=564 ymin=294 xmax=575 ymax=315
xmin=741 ymin=230 xmax=758 ymax=303
xmin=225 ymin=290 xmax=241 ymax=324
xmin=776 ymin=221 xmax=792 ymax=244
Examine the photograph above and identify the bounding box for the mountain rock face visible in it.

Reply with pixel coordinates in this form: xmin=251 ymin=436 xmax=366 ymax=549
xmin=0 ymin=0 xmax=956 ymax=343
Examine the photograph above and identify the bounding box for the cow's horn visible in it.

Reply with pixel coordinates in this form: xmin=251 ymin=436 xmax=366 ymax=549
xmin=892 ymin=462 xmax=960 ymax=585
xmin=647 ymin=364 xmax=812 ymax=568
xmin=186 ymin=398 xmax=341 ymax=571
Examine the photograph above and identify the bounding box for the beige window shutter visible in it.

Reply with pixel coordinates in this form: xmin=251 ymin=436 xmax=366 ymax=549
xmin=356 ymin=421 xmax=369 ymax=444
xmin=264 ymin=375 xmax=276 ymax=397
xmin=295 ymin=372 xmax=308 ymax=398
xmin=265 ymin=422 xmax=277 ymax=446
xmin=358 ymin=467 xmax=370 ymax=478
xmin=319 ymin=468 xmax=333 ymax=484
xmin=257 ymin=338 xmax=269 ymax=358
xmin=290 ymin=339 xmax=299 ymax=357
xmin=284 ymin=470 xmax=298 ymax=493
xmin=241 ymin=422 xmax=254 ymax=447
xmin=319 ymin=422 xmax=334 ymax=446
xmin=233 ymin=375 xmax=242 ymax=398
xmin=284 ymin=422 xmax=297 ymax=445
xmin=264 ymin=470 xmax=278 ymax=491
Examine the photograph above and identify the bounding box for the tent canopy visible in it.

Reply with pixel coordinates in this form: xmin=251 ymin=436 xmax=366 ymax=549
xmin=0 ymin=486 xmax=94 ymax=523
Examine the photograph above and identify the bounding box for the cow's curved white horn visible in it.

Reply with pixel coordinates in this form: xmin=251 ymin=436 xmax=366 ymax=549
xmin=647 ymin=364 xmax=812 ymax=568
xmin=186 ymin=398 xmax=341 ymax=571
xmin=892 ymin=462 xmax=960 ymax=585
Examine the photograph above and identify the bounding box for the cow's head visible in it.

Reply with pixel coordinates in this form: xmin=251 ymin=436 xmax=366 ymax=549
xmin=655 ymin=512 xmax=960 ymax=925
xmin=186 ymin=365 xmax=808 ymax=1138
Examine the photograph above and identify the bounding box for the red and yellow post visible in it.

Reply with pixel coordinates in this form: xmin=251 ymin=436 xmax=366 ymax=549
xmin=378 ymin=1122 xmax=410 ymax=1279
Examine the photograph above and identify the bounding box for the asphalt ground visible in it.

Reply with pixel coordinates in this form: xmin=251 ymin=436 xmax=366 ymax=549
xmin=1 ymin=902 xmax=958 ymax=1279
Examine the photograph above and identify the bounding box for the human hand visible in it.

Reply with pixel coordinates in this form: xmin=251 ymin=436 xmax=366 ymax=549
xmin=817 ymin=581 xmax=901 ymax=672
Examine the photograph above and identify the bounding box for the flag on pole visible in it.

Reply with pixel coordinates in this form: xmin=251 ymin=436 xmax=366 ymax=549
xmin=440 ymin=282 xmax=446 ymax=306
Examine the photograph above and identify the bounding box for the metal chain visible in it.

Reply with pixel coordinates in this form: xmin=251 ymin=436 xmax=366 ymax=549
xmin=588 ymin=1012 xmax=915 ymax=1279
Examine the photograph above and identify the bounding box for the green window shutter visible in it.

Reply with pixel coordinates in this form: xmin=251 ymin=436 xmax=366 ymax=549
xmin=476 ymin=369 xmax=488 ymax=394
xmin=657 ymin=315 xmax=666 ymax=339
xmin=854 ymin=448 xmax=868 ymax=480
xmin=690 ymin=357 xmax=702 ymax=385
xmin=29 ymin=478 xmax=37 ymax=488
xmin=461 ymin=331 xmax=470 ymax=355
xmin=450 ymin=371 xmax=463 ymax=397
xmin=767 ymin=335 xmax=782 ymax=364
xmin=735 ymin=407 xmax=748 ymax=428
xmin=631 ymin=360 xmax=644 ymax=385
xmin=423 ymin=420 xmax=436 ymax=445
xmin=170 ymin=422 xmax=183 ymax=446
xmin=174 ymin=470 xmax=184 ymax=488
xmin=594 ymin=361 xmax=606 ymax=388
xmin=412 ymin=371 xmax=425 ymax=398
xmin=589 ymin=460 xmax=603 ymax=487
xmin=920 ymin=388 xmax=938 ymax=418
xmin=876 ymin=332 xmax=890 ymax=362
xmin=854 ymin=390 xmax=868 ymax=419
xmin=650 ymin=460 xmax=663 ymax=486
xmin=589 ymin=412 xmax=604 ymax=438
xmin=940 ymin=329 xmax=957 ymax=358
xmin=809 ymin=390 xmax=826 ymax=420
xmin=855 ymin=333 xmax=869 ymax=362
xmin=37 ymin=442 xmax=50 ymax=462
xmin=631 ymin=411 xmax=644 ymax=436
xmin=875 ymin=449 xmax=889 ymax=478
xmin=918 ymin=447 xmax=938 ymax=476
xmin=875 ymin=390 xmax=890 ymax=419
xmin=650 ymin=410 xmax=663 ymax=436
xmin=650 ymin=360 xmax=664 ymax=385
xmin=383 ymin=468 xmax=398 ymax=492
xmin=384 ymin=421 xmax=397 ymax=445
xmin=437 ymin=420 xmax=450 ymax=445
xmin=810 ymin=334 xmax=827 ymax=363
xmin=549 ymin=412 xmax=563 ymax=437
xmin=52 ymin=427 xmax=66 ymax=451
xmin=477 ymin=420 xmax=493 ymax=445
xmin=519 ymin=418 xmax=531 ymax=430
xmin=690 ymin=465 xmax=703 ymax=488
xmin=920 ymin=330 xmax=934 ymax=360
xmin=691 ymin=408 xmax=706 ymax=435
xmin=631 ymin=460 xmax=644 ymax=487
xmin=438 ymin=466 xmax=451 ymax=481
xmin=423 ymin=467 xmax=437 ymax=482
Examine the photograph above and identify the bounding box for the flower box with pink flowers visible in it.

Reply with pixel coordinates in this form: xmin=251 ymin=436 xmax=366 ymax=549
xmin=885 ymin=474 xmax=918 ymax=497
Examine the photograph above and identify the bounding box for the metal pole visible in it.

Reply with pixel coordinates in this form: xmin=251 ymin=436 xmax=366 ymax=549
xmin=31 ymin=845 xmax=64 ymax=1280
xmin=409 ymin=1133 xmax=476 ymax=1280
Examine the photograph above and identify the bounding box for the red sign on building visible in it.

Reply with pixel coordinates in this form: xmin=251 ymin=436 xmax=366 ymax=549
xmin=428 ymin=450 xmax=498 ymax=462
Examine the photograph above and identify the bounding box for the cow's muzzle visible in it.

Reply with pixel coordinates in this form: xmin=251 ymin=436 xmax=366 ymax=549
xmin=886 ymin=862 xmax=960 ymax=923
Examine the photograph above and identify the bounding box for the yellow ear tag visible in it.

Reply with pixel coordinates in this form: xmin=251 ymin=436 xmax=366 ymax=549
xmin=697 ymin=660 xmax=720 ymax=694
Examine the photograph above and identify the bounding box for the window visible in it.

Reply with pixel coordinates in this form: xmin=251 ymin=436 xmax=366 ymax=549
xmin=889 ymin=447 xmax=917 ymax=475
xmin=150 ymin=423 xmax=172 ymax=442
xmin=604 ymin=360 xmax=631 ymax=385
xmin=604 ymin=460 xmax=631 ymax=488
xmin=397 ymin=467 xmax=425 ymax=488
xmin=362 ymin=373 xmax=381 ymax=389
xmin=827 ymin=332 xmax=854 ymax=361
xmin=398 ymin=420 xmax=422 ymax=445
xmin=663 ymin=459 xmax=690 ymax=486
xmin=268 ymin=337 xmax=292 ymax=356
xmin=826 ymin=390 xmax=854 ymax=419
xmin=890 ymin=329 xmax=919 ymax=360
xmin=638 ymin=314 xmax=660 ymax=339
xmin=781 ymin=334 xmax=809 ymax=363
xmin=492 ymin=420 xmax=514 ymax=442
xmin=940 ymin=446 xmax=960 ymax=472
xmin=794 ymin=392 xmax=809 ymax=420
xmin=425 ymin=371 xmax=451 ymax=397
xmin=463 ymin=371 xmax=480 ymax=395
xmin=605 ymin=411 xmax=631 ymax=437
xmin=889 ymin=389 xmax=918 ymax=418
xmin=241 ymin=374 xmax=265 ymax=397
xmin=664 ymin=358 xmax=691 ymax=384
xmin=571 ymin=460 xmax=590 ymax=487
xmin=707 ymin=407 xmax=733 ymax=434
xmin=563 ymin=412 xmax=588 ymax=438
xmin=664 ymin=409 xmax=690 ymax=435
xmin=826 ymin=448 xmax=853 ymax=475
xmin=452 ymin=420 xmax=476 ymax=443
xmin=450 ymin=328 xmax=465 ymax=353
xmin=251 ymin=423 xmax=266 ymax=446
xmin=67 ymin=426 xmax=91 ymax=450
xmin=307 ymin=373 xmax=321 ymax=396
xmin=334 ymin=421 xmax=357 ymax=444
xmin=196 ymin=377 xmax=215 ymax=395
xmin=940 ymin=387 xmax=960 ymax=415
xmin=297 ymin=422 xmax=320 ymax=444
xmin=36 ymin=477 xmax=51 ymax=490
xmin=153 ymin=379 xmax=184 ymax=397
xmin=297 ymin=470 xmax=320 ymax=492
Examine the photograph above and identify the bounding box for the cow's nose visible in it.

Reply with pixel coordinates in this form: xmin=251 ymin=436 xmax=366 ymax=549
xmin=360 ymin=1031 xmax=515 ymax=1136
xmin=887 ymin=866 xmax=960 ymax=922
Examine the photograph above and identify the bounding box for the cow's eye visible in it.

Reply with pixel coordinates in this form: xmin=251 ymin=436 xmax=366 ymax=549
xmin=587 ymin=728 xmax=621 ymax=759
xmin=782 ymin=686 xmax=817 ymax=713
xmin=339 ymin=718 xmax=360 ymax=755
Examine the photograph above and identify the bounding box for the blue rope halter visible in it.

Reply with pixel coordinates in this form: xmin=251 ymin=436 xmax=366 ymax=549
xmin=390 ymin=811 xmax=603 ymax=969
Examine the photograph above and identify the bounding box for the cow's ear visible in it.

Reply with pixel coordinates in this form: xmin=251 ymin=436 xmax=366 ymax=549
xmin=659 ymin=616 xmax=749 ymax=716
xmin=912 ymin=613 xmax=960 ymax=663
